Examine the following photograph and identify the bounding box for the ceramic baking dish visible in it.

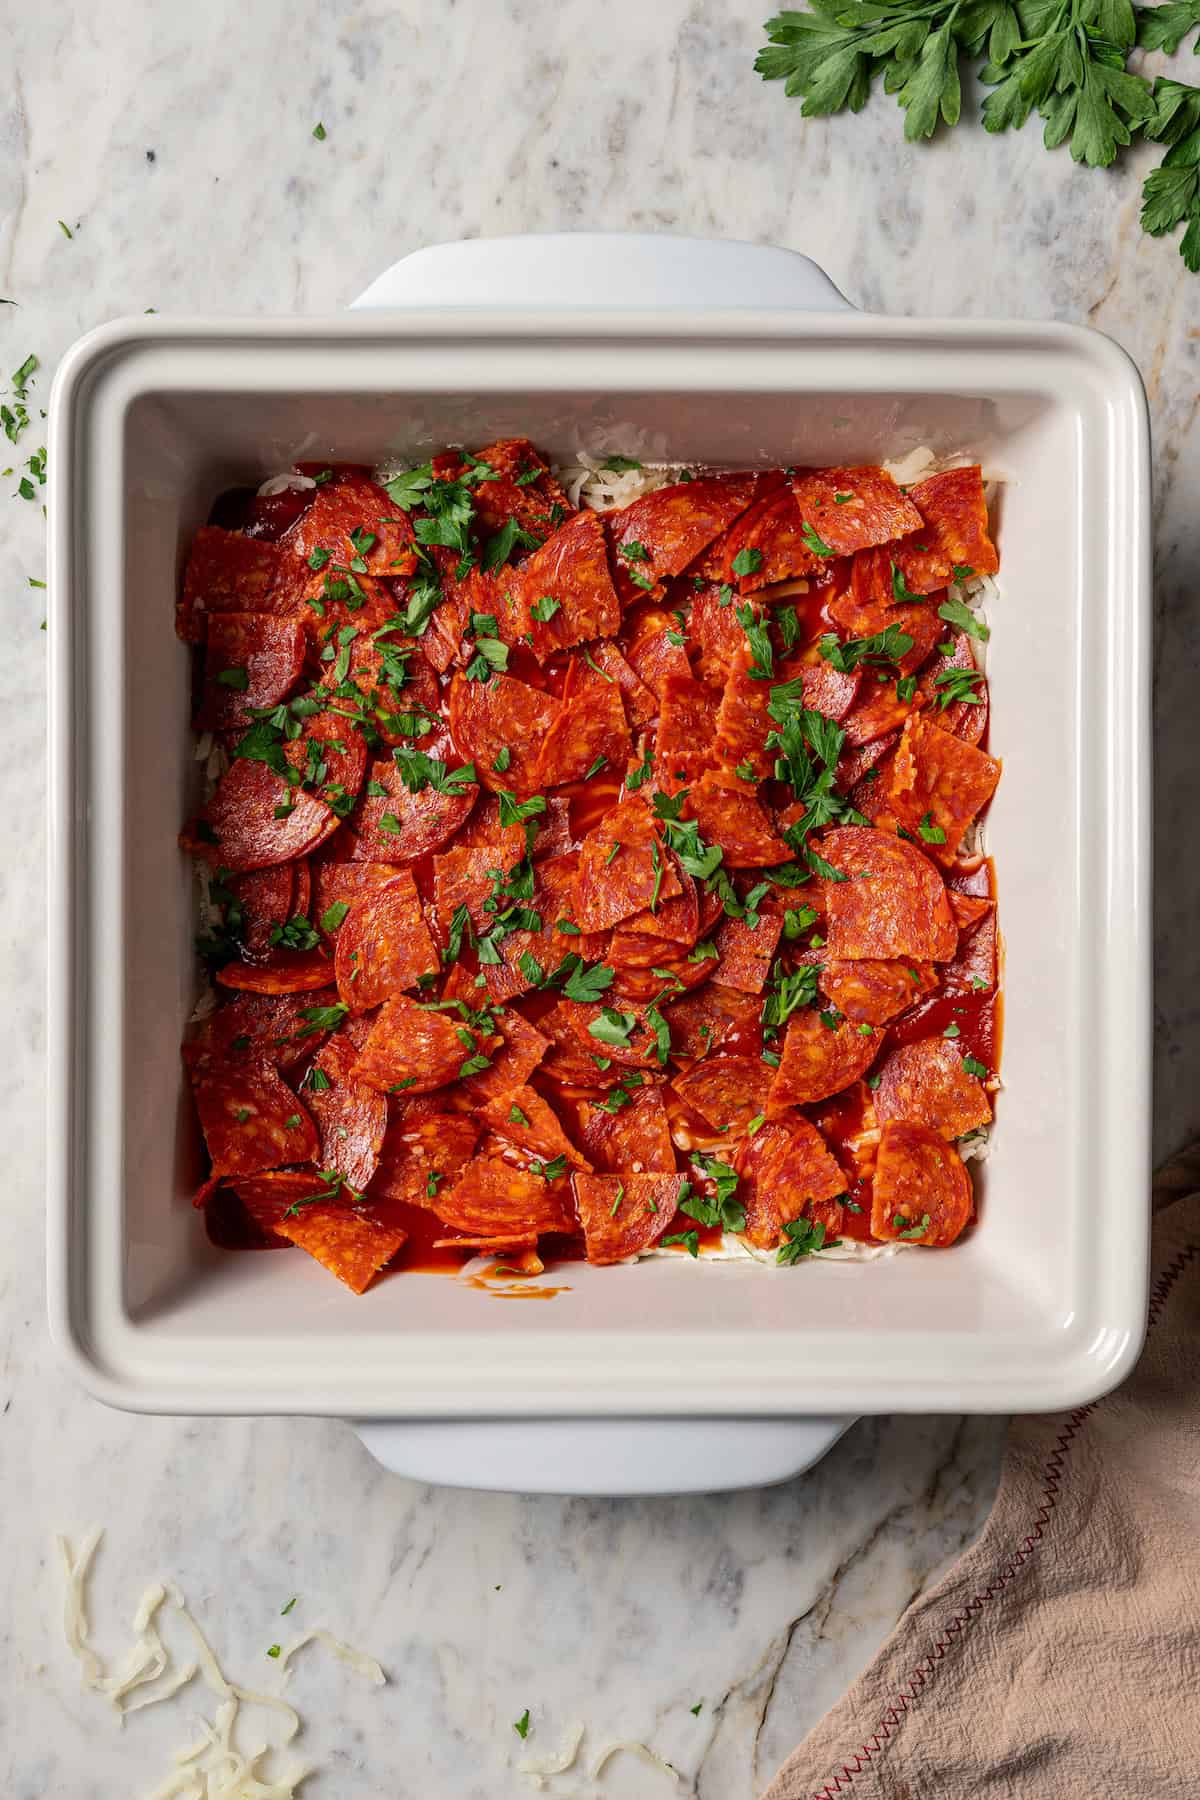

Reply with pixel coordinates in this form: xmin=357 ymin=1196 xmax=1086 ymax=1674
xmin=47 ymin=235 xmax=1152 ymax=1492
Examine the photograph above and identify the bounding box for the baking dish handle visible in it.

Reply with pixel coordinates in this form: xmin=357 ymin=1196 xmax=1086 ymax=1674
xmin=352 ymin=1415 xmax=855 ymax=1496
xmin=351 ymin=232 xmax=853 ymax=312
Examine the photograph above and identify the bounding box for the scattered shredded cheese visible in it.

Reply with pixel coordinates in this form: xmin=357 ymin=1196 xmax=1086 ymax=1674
xmin=275 ymin=1628 xmax=386 ymax=1688
xmin=256 ymin=472 xmax=316 ymax=497
xmin=518 ymin=1719 xmax=586 ymax=1787
xmin=591 ymin=1739 xmax=682 ymax=1785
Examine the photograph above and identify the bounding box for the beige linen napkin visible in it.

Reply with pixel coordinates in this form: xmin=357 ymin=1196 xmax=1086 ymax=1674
xmin=764 ymin=1148 xmax=1200 ymax=1800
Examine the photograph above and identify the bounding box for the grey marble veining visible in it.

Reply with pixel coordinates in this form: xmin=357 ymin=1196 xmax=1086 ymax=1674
xmin=0 ymin=0 xmax=1193 ymax=1794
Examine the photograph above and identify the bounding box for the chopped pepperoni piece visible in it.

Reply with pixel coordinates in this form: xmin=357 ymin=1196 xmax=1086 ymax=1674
xmin=334 ymin=870 xmax=439 ymax=1011
xmin=232 ymin=864 xmax=295 ymax=959
xmin=819 ymin=957 xmax=939 ymax=1025
xmin=187 ymin=987 xmax=336 ymax=1072
xmin=766 ymin=1009 xmax=880 ymax=1114
xmin=714 ymin=914 xmax=782 ymax=994
xmin=585 ymin=640 xmax=658 ymax=727
xmin=232 ymin=1170 xmax=333 ymax=1233
xmin=909 ymin=465 xmax=999 ymax=578
xmin=453 ymin=792 xmax=571 ymax=864
xmin=312 ymin=859 xmax=402 ymax=941
xmin=609 ymin=473 xmax=764 ymax=604
xmin=352 ymin=996 xmax=498 ymax=1095
xmin=433 ymin=1155 xmax=575 ymax=1236
xmin=573 ymin=1171 xmax=686 ymax=1264
xmin=196 ymin=613 xmax=307 ymax=731
xmin=717 ymin=485 xmax=821 ymax=591
xmin=371 ymin=1109 xmax=481 ymax=1204
xmin=282 ymin=470 xmax=417 ymax=578
xmin=949 ymin=891 xmax=990 ymax=934
xmin=189 ymin=1054 xmax=317 ymax=1177
xmin=609 ymin=946 xmax=713 ymax=1005
xmin=275 ymin=1201 xmax=408 ymax=1294
xmin=346 ymin=751 xmax=476 ymax=864
xmin=688 ymin=582 xmax=750 ymax=686
xmin=535 ymin=1001 xmax=615 ymax=1088
xmin=573 ymin=796 xmax=680 ymax=933
xmin=533 ymin=656 xmax=631 ymax=789
xmin=735 ymin=1115 xmax=846 ymax=1248
xmin=923 ymin=633 xmax=989 ymax=747
xmin=216 ymin=948 xmax=335 ymax=994
xmin=684 ymin=770 xmax=791 ymax=868
xmin=181 ymin=760 xmax=340 ymax=872
xmin=887 ymin=713 xmax=1000 ymax=859
xmin=801 ymin=661 xmax=862 ymax=722
xmin=840 ymin=677 xmax=921 ymax=748
xmin=942 ymin=902 xmax=997 ymax=997
xmin=467 ymin=437 xmax=573 ymax=536
xmin=874 ymin=1037 xmax=992 ymax=1141
xmin=871 ymin=1120 xmax=973 ymax=1246
xmin=281 ymin=708 xmax=369 ymax=815
xmin=714 ymin=652 xmax=775 ymax=777
xmin=609 ymin=867 xmax=700 ymax=959
xmin=826 ymin=590 xmax=941 ymax=678
xmin=303 ymin=1032 xmax=389 ymax=1188
xmin=319 ymin=630 xmax=440 ymax=749
xmin=577 ymin=1084 xmax=676 ymax=1173
xmin=625 ymin=623 xmax=692 ymax=698
xmin=179 ymin=526 xmax=289 ymax=643
xmin=673 ymin=1053 xmax=768 ymax=1132
xmin=560 ymin=998 xmax=668 ymax=1069
xmin=657 ymin=672 xmax=722 ymax=778
xmin=661 ymin=981 xmax=760 ymax=1060
xmin=835 ymin=731 xmax=897 ymax=795
xmin=447 ymin=669 xmax=557 ymax=800
xmin=513 ymin=509 xmax=620 ymax=655
xmin=850 ymin=540 xmax=952 ymax=606
xmin=791 ymin=466 xmax=922 ymax=558
xmin=479 ymin=1084 xmax=590 ymax=1168
xmin=818 ymin=825 xmax=957 ymax=962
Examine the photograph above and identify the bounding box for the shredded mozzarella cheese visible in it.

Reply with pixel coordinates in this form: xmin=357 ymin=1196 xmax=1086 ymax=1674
xmin=518 ymin=1720 xmax=586 ymax=1786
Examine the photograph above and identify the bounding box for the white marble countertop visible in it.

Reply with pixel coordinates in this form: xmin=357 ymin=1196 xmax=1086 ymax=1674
xmin=2 ymin=1 xmax=1195 ymax=1794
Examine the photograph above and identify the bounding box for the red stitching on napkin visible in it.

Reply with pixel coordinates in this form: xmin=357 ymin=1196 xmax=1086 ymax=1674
xmin=808 ymin=1242 xmax=1198 ymax=1800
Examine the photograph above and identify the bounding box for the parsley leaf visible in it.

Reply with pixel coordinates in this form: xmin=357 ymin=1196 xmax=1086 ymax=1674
xmin=778 ymin=1216 xmax=841 ymax=1264
xmin=937 ymin=596 xmax=990 ymax=643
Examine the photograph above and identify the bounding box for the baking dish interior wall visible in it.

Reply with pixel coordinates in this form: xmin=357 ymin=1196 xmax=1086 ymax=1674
xmin=106 ymin=342 xmax=1097 ymax=1366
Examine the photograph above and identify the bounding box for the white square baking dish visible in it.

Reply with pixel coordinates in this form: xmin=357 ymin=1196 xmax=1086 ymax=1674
xmin=47 ymin=238 xmax=1152 ymax=1446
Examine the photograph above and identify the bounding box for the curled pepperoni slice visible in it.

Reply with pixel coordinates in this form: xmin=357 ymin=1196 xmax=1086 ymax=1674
xmin=765 ymin=1009 xmax=881 ymax=1114
xmin=673 ymin=1053 xmax=767 ymax=1132
xmin=585 ymin=640 xmax=658 ymax=728
xmin=573 ymin=1171 xmax=686 ymax=1264
xmin=189 ymin=1053 xmax=317 ymax=1178
xmin=282 ymin=469 xmax=417 ymax=578
xmin=874 ymin=1036 xmax=991 ymax=1142
xmin=573 ymin=796 xmax=680 ymax=933
xmin=466 ymin=437 xmax=573 ymax=536
xmin=513 ymin=509 xmax=620 ymax=655
xmin=818 ymin=958 xmax=938 ymax=1025
xmin=717 ymin=485 xmax=821 ymax=592
xmin=625 ymin=622 xmax=692 ymax=698
xmin=182 ymin=760 xmax=341 ymax=872
xmin=275 ymin=1201 xmax=409 ymax=1294
xmin=801 ymin=661 xmax=862 ymax=722
xmin=216 ymin=948 xmax=335 ymax=994
xmin=433 ymin=1155 xmax=575 ymax=1236
xmin=688 ymin=582 xmax=751 ymax=686
xmin=187 ymin=986 xmax=338 ymax=1072
xmin=923 ymin=633 xmax=989 ymax=747
xmin=533 ymin=656 xmax=631 ymax=789
xmin=609 ymin=867 xmax=700 ymax=960
xmin=311 ymin=858 xmax=403 ymax=941
xmin=371 ymin=1109 xmax=481 ymax=1204
xmin=735 ymin=1115 xmax=846 ymax=1248
xmin=609 ymin=473 xmax=764 ymax=604
xmin=179 ymin=526 xmax=289 ymax=643
xmin=661 ymin=981 xmax=760 ymax=1060
xmin=334 ymin=870 xmax=439 ymax=1012
xmin=713 ymin=913 xmax=782 ymax=994
xmin=347 ymin=751 xmax=477 ymax=864
xmin=818 ymin=826 xmax=957 ymax=962
xmin=479 ymin=1084 xmax=590 ymax=1169
xmin=577 ymin=1083 xmax=676 ymax=1173
xmin=949 ymin=891 xmax=990 ymax=934
xmin=909 ymin=466 xmax=999 ymax=578
xmin=447 ymin=669 xmax=557 ymax=800
xmin=304 ymin=1032 xmax=389 ymax=1189
xmin=683 ymin=771 xmax=791 ymax=868
xmin=887 ymin=713 xmax=1000 ymax=860
xmin=840 ymin=678 xmax=921 ymax=749
xmin=461 ymin=1009 xmax=552 ymax=1103
xmin=871 ymin=1120 xmax=973 ymax=1246
xmin=791 ymin=466 xmax=922 ymax=558
xmin=353 ymin=996 xmax=498 ymax=1096
xmin=196 ymin=613 xmax=306 ymax=731
xmin=826 ymin=590 xmax=941 ymax=678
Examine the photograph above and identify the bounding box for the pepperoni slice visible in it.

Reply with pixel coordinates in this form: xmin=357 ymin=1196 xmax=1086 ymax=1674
xmin=179 ymin=526 xmax=289 ymax=643
xmin=533 ymin=656 xmax=631 ymax=789
xmin=673 ymin=1053 xmax=767 ymax=1132
xmin=735 ymin=1115 xmax=846 ymax=1248
xmin=609 ymin=473 xmax=764 ymax=604
xmin=584 ymin=640 xmax=658 ymax=728
xmin=318 ymin=630 xmax=441 ymax=749
xmin=467 ymin=437 xmax=573 ymax=537
xmin=447 ymin=669 xmax=557 ymax=800
xmin=714 ymin=652 xmax=775 ymax=777
xmin=818 ymin=826 xmax=957 ymax=962
xmin=182 ymin=760 xmax=341 ymax=872
xmin=189 ymin=1054 xmax=317 ymax=1178
xmin=948 ymin=891 xmax=990 ymax=934
xmin=800 ymin=661 xmax=862 ymax=722
xmin=909 ymin=466 xmax=999 ymax=578
xmin=577 ymin=1083 xmax=676 ymax=1173
xmin=196 ymin=613 xmax=307 ymax=731
xmin=275 ymin=1200 xmax=409 ymax=1294
xmin=573 ymin=796 xmax=680 ymax=933
xmin=922 ymin=633 xmax=989 ymax=747
xmin=791 ymin=466 xmax=923 ymax=558
xmin=346 ymin=751 xmax=477 ymax=864
xmin=661 ymin=981 xmax=760 ymax=1060
xmin=849 ymin=540 xmax=951 ymax=606
xmin=371 ymin=1109 xmax=481 ymax=1203
xmin=840 ymin=678 xmax=921 ymax=748
xmin=835 ymin=731 xmax=897 ymax=795
xmin=352 ymin=996 xmax=498 ymax=1095
xmin=453 ymin=792 xmax=571 ymax=864
xmin=688 ymin=582 xmax=750 ymax=686
xmin=479 ymin=1084 xmax=590 ymax=1169
xmin=874 ymin=1037 xmax=992 ymax=1141
xmin=232 ymin=864 xmax=295 ymax=959
xmin=216 ymin=948 xmax=335 ymax=994
xmin=281 ymin=470 xmax=417 ymax=578
xmin=871 ymin=1120 xmax=973 ymax=1246
xmin=609 ymin=867 xmax=700 ymax=959
xmin=716 ymin=485 xmax=821 ymax=592
xmin=942 ymin=903 xmax=997 ymax=998
xmin=312 ymin=859 xmax=402 ymax=941
xmin=279 ymin=708 xmax=370 ymax=818
xmin=713 ymin=913 xmax=782 ymax=993
xmin=818 ymin=958 xmax=939 ymax=1025
xmin=534 ymin=1002 xmax=616 ymax=1088
xmin=573 ymin=1171 xmax=686 ymax=1264
xmin=683 ymin=771 xmax=791 ymax=868
xmin=303 ymin=1032 xmax=389 ymax=1188
xmin=334 ymin=870 xmax=439 ymax=1011
xmin=187 ymin=987 xmax=337 ymax=1072
xmin=232 ymin=1170 xmax=333 ymax=1233
xmin=511 ymin=509 xmax=620 ymax=655
xmin=433 ymin=1155 xmax=575 ymax=1236
xmin=657 ymin=673 xmax=722 ymax=777
xmin=826 ymin=591 xmax=941 ymax=678
xmin=887 ymin=714 xmax=1000 ymax=859
xmin=608 ymin=947 xmax=713 ymax=1005
xmin=765 ymin=1009 xmax=881 ymax=1114
xmin=624 ymin=626 xmax=692 ymax=709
